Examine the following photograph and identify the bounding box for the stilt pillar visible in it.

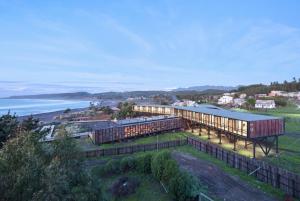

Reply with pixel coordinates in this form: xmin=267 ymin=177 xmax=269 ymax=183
xmin=218 ymin=131 xmax=222 ymax=144
xmin=253 ymin=141 xmax=256 ymax=158
xmin=244 ymin=140 xmax=247 ymax=149
xmin=207 ymin=128 xmax=211 ymax=140
xmin=199 ymin=125 xmax=202 ymax=136
xmin=233 ymin=136 xmax=237 ymax=151
xmin=275 ymin=136 xmax=279 ymax=154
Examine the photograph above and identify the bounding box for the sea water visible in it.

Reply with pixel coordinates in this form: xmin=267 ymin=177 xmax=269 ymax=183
xmin=0 ymin=99 xmax=90 ymax=116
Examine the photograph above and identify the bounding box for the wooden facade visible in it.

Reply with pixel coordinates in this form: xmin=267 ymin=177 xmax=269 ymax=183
xmin=133 ymin=105 xmax=284 ymax=138
xmin=91 ymin=117 xmax=183 ymax=145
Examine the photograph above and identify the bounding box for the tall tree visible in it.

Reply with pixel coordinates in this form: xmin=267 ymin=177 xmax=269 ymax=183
xmin=0 ymin=112 xmax=18 ymax=147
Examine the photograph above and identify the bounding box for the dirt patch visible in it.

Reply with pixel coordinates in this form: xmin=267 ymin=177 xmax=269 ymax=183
xmin=172 ymin=151 xmax=278 ymax=201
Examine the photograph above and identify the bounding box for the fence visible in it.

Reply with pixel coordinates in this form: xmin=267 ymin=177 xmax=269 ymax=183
xmin=84 ymin=139 xmax=188 ymax=158
xmin=187 ymin=137 xmax=300 ymax=199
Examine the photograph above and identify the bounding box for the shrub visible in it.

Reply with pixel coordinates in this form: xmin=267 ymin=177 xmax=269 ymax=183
xmin=151 ymin=151 xmax=171 ymax=180
xmin=136 ymin=154 xmax=152 ymax=174
xmin=120 ymin=157 xmax=136 ymax=173
xmin=169 ymin=171 xmax=200 ymax=201
xmin=105 ymin=159 xmax=121 ymax=174
xmin=161 ymin=159 xmax=179 ymax=183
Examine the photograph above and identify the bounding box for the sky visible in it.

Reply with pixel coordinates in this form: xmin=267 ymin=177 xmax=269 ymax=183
xmin=0 ymin=0 xmax=300 ymax=97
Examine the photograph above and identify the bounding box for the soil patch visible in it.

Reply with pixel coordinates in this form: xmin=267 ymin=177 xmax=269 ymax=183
xmin=172 ymin=151 xmax=278 ymax=201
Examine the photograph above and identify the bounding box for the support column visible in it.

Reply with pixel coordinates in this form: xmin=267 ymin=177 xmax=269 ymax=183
xmin=218 ymin=131 xmax=222 ymax=144
xmin=233 ymin=136 xmax=237 ymax=151
xmin=191 ymin=122 xmax=194 ymax=133
xmin=198 ymin=125 xmax=202 ymax=136
xmin=253 ymin=141 xmax=256 ymax=158
xmin=275 ymin=136 xmax=279 ymax=154
xmin=207 ymin=128 xmax=211 ymax=140
xmin=244 ymin=140 xmax=248 ymax=149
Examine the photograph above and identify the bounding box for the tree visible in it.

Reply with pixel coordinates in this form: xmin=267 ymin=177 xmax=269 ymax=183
xmin=0 ymin=112 xmax=18 ymax=147
xmin=21 ymin=115 xmax=39 ymax=132
xmin=0 ymin=128 xmax=102 ymax=201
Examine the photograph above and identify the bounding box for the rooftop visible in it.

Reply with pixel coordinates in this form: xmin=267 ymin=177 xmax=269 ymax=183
xmin=174 ymin=105 xmax=282 ymax=121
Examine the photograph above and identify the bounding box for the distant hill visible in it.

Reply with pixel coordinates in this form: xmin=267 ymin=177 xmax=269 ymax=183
xmin=173 ymin=85 xmax=237 ymax=92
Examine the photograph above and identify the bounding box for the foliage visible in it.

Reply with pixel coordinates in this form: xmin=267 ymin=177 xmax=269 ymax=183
xmin=151 ymin=151 xmax=171 ymax=181
xmin=112 ymin=102 xmax=137 ymax=119
xmin=99 ymin=106 xmax=114 ymax=115
xmin=0 ymin=128 xmax=102 ymax=201
xmin=161 ymin=159 xmax=179 ymax=183
xmin=21 ymin=115 xmax=39 ymax=132
xmin=0 ymin=112 xmax=18 ymax=147
xmin=136 ymin=154 xmax=152 ymax=174
xmin=120 ymin=156 xmax=137 ymax=173
xmin=63 ymin=108 xmax=71 ymax=113
xmin=105 ymin=159 xmax=121 ymax=174
xmin=169 ymin=171 xmax=200 ymax=201
xmin=237 ymin=78 xmax=300 ymax=95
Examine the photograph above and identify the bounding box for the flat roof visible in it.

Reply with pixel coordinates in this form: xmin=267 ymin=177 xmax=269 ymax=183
xmin=117 ymin=115 xmax=178 ymax=125
xmin=174 ymin=105 xmax=282 ymax=121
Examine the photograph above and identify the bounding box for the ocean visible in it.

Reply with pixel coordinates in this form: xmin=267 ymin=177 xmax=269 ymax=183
xmin=0 ymin=99 xmax=90 ymax=116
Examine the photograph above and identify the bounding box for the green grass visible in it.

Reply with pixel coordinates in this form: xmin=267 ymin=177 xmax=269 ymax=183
xmin=92 ymin=170 xmax=172 ymax=201
xmin=265 ymin=135 xmax=300 ymax=174
xmin=100 ymin=131 xmax=194 ymax=149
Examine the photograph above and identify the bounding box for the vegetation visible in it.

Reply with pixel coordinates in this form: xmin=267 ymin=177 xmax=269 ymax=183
xmin=63 ymin=108 xmax=71 ymax=113
xmin=21 ymin=115 xmax=39 ymax=132
xmin=0 ymin=128 xmax=102 ymax=201
xmin=236 ymin=78 xmax=300 ymax=96
xmin=94 ymin=151 xmax=201 ymax=201
xmin=0 ymin=112 xmax=19 ymax=147
xmin=112 ymin=102 xmax=137 ymax=119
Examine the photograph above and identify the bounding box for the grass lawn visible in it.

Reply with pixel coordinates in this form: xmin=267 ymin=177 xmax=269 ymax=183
xmin=100 ymin=131 xmax=194 ymax=149
xmin=91 ymin=168 xmax=171 ymax=201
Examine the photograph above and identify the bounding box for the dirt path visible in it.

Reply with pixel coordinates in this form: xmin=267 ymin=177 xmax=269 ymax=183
xmin=172 ymin=152 xmax=278 ymax=201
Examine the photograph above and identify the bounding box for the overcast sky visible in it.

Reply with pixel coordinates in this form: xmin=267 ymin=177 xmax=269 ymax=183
xmin=0 ymin=0 xmax=300 ymax=97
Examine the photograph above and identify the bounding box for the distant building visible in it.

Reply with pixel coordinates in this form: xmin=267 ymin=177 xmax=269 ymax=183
xmin=172 ymin=100 xmax=197 ymax=107
xmin=239 ymin=93 xmax=247 ymax=99
xmin=255 ymin=94 xmax=268 ymax=99
xmin=233 ymin=98 xmax=246 ymax=106
xmin=255 ymin=100 xmax=276 ymax=109
xmin=218 ymin=95 xmax=233 ymax=105
xmin=269 ymin=90 xmax=285 ymax=97
xmin=269 ymin=90 xmax=300 ymax=98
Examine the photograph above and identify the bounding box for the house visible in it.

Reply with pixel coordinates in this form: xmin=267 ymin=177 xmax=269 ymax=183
xmin=172 ymin=100 xmax=197 ymax=107
xmin=233 ymin=98 xmax=246 ymax=106
xmin=255 ymin=100 xmax=276 ymax=109
xmin=218 ymin=95 xmax=233 ymax=105
xmin=255 ymin=94 xmax=268 ymax=98
xmin=239 ymin=93 xmax=247 ymax=99
xmin=269 ymin=91 xmax=285 ymax=97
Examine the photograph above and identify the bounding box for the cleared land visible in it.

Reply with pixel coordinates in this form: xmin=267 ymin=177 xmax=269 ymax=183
xmin=173 ymin=151 xmax=278 ymax=201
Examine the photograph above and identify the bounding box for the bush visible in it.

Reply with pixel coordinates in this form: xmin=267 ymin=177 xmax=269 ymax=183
xmin=136 ymin=154 xmax=152 ymax=174
xmin=161 ymin=159 xmax=179 ymax=183
xmin=105 ymin=159 xmax=121 ymax=174
xmin=169 ymin=171 xmax=200 ymax=201
xmin=151 ymin=151 xmax=171 ymax=180
xmin=120 ymin=157 xmax=137 ymax=173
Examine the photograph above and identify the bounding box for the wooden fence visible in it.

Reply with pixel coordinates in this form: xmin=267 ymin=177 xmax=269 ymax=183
xmin=187 ymin=137 xmax=300 ymax=199
xmin=84 ymin=139 xmax=188 ymax=158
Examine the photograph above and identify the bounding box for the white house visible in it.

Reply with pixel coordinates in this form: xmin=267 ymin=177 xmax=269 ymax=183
xmin=233 ymin=98 xmax=246 ymax=106
xmin=239 ymin=93 xmax=247 ymax=99
xmin=255 ymin=100 xmax=276 ymax=109
xmin=269 ymin=90 xmax=285 ymax=97
xmin=172 ymin=100 xmax=197 ymax=107
xmin=218 ymin=95 xmax=233 ymax=105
